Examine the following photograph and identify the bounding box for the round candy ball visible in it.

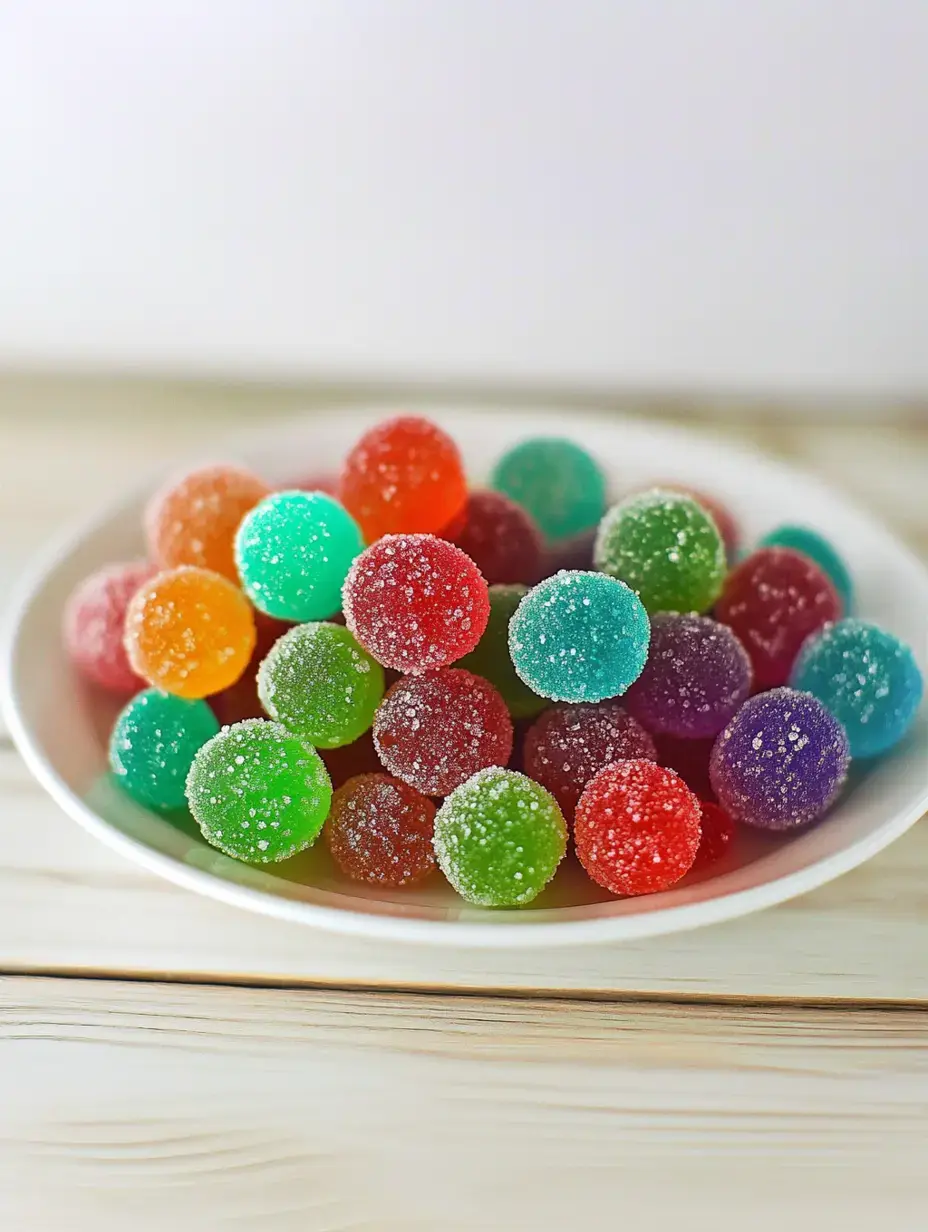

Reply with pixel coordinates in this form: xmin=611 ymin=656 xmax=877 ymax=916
xmin=235 ymin=490 xmax=364 ymax=622
xmin=342 ymin=534 xmax=490 ymax=673
xmin=491 ymin=437 xmax=607 ymax=542
xmin=759 ymin=524 xmax=853 ymax=612
xmin=657 ymin=483 xmax=740 ymax=559
xmin=574 ymin=760 xmax=702 ymax=896
xmin=508 ymin=570 xmax=650 ymax=703
xmin=326 ymin=773 xmax=437 ymax=887
xmin=433 ymin=768 xmax=567 ymax=907
xmin=709 ymin=688 xmax=850 ymax=832
xmin=715 ymin=547 xmax=841 ymax=690
xmin=257 ymin=622 xmax=385 ymax=749
xmin=623 ymin=614 xmax=752 ymax=739
xmin=63 ymin=560 xmax=155 ymax=693
xmin=448 ymin=489 xmax=543 ymax=586
xmin=458 ymin=584 xmax=547 ymax=719
xmin=186 ymin=718 xmax=332 ymax=862
xmin=125 ymin=566 xmax=256 ymax=699
xmin=791 ymin=618 xmax=923 ymax=758
xmin=338 ymin=415 xmax=467 ymax=542
xmin=594 ymin=489 xmax=727 ymax=615
xmin=145 ymin=463 xmax=271 ymax=582
xmin=373 ymin=668 xmax=513 ymax=796
xmin=523 ymin=701 xmax=657 ymax=815
xmin=110 ymin=688 xmax=219 ymax=812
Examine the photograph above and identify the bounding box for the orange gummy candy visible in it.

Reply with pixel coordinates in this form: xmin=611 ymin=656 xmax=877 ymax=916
xmin=124 ymin=566 xmax=256 ymax=699
xmin=145 ymin=464 xmax=271 ymax=581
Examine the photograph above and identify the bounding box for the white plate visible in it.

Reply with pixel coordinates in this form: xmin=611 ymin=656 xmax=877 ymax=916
xmin=4 ymin=407 xmax=928 ymax=946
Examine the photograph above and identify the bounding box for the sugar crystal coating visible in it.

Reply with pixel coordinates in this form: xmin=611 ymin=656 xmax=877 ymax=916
xmin=342 ymin=534 xmax=489 ymax=673
xmin=186 ymin=718 xmax=332 ymax=862
xmin=63 ymin=560 xmax=155 ymax=693
xmin=623 ymin=613 xmax=752 ymax=739
xmin=759 ymin=524 xmax=853 ymax=612
xmin=373 ymin=668 xmax=513 ymax=795
xmin=235 ymin=490 xmax=364 ymax=622
xmin=326 ymin=773 xmax=436 ymax=886
xmin=574 ymin=759 xmax=702 ymax=896
xmin=655 ymin=483 xmax=740 ymax=558
xmin=258 ymin=621 xmax=385 ymax=749
xmin=433 ymin=767 xmax=567 ymax=907
xmin=508 ymin=570 xmax=650 ymax=703
xmin=523 ymin=701 xmax=658 ymax=815
xmin=491 ymin=437 xmax=607 ymax=542
xmin=594 ymin=489 xmax=727 ymax=615
xmin=791 ymin=619 xmax=923 ymax=758
xmin=448 ymin=489 xmax=543 ymax=585
xmin=709 ymin=688 xmax=850 ymax=832
xmin=110 ymin=688 xmax=219 ymax=812
xmin=458 ymin=584 xmax=547 ymax=719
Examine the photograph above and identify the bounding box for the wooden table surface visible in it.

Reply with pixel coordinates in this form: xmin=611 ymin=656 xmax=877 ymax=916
xmin=2 ymin=375 xmax=927 ymax=1230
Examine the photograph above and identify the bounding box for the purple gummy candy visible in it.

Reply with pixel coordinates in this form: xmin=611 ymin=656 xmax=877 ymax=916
xmin=709 ymin=688 xmax=850 ymax=832
xmin=624 ymin=614 xmax=752 ymax=740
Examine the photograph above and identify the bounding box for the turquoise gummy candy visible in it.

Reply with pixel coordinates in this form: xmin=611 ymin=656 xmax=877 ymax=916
xmin=235 ymin=490 xmax=364 ymax=622
xmin=759 ymin=524 xmax=853 ymax=612
xmin=791 ymin=618 xmax=923 ymax=758
xmin=109 ymin=688 xmax=219 ymax=811
xmin=186 ymin=718 xmax=332 ymax=862
xmin=491 ymin=437 xmax=607 ymax=542
xmin=258 ymin=621 xmax=385 ymax=749
xmin=594 ymin=489 xmax=726 ymax=615
xmin=458 ymin=584 xmax=547 ymax=719
xmin=433 ymin=768 xmax=567 ymax=907
xmin=509 ymin=570 xmax=650 ymax=703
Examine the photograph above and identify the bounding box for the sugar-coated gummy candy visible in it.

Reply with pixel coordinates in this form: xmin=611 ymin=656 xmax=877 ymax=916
xmin=491 ymin=437 xmax=607 ymax=542
xmin=145 ymin=464 xmax=271 ymax=582
xmin=523 ymin=701 xmax=657 ymax=815
xmin=448 ymin=489 xmax=543 ymax=585
xmin=208 ymin=611 xmax=292 ymax=727
xmin=715 ymin=547 xmax=841 ymax=690
xmin=373 ymin=668 xmax=513 ymax=796
xmin=186 ymin=718 xmax=332 ymax=862
xmin=692 ymin=801 xmax=737 ymax=872
xmin=63 ymin=560 xmax=155 ymax=693
xmin=574 ymin=759 xmax=702 ymax=896
xmin=657 ymin=483 xmax=740 ymax=559
xmin=342 ymin=534 xmax=489 ymax=673
xmin=326 ymin=773 xmax=436 ymax=886
xmin=433 ymin=767 xmax=567 ymax=907
xmin=125 ymin=566 xmax=256 ymax=699
xmin=338 ymin=415 xmax=468 ymax=543
xmin=759 ymin=524 xmax=854 ymax=612
xmin=791 ymin=618 xmax=923 ymax=758
xmin=110 ymin=688 xmax=219 ymax=812
xmin=458 ymin=584 xmax=547 ymax=719
xmin=508 ymin=570 xmax=650 ymax=703
xmin=624 ymin=614 xmax=752 ymax=739
xmin=709 ymin=688 xmax=850 ymax=832
xmin=235 ymin=490 xmax=364 ymax=622
xmin=257 ymin=621 xmax=385 ymax=749
xmin=594 ymin=489 xmax=727 ymax=615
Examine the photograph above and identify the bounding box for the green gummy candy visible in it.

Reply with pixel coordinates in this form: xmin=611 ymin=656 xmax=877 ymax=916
xmin=110 ymin=689 xmax=219 ymax=812
xmin=458 ymin=584 xmax=547 ymax=719
xmin=186 ymin=718 xmax=332 ymax=863
xmin=491 ymin=437 xmax=606 ymax=542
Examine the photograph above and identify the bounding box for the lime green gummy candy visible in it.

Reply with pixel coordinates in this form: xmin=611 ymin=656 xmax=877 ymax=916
xmin=594 ymin=489 xmax=726 ymax=614
xmin=258 ymin=621 xmax=385 ymax=748
xmin=186 ymin=718 xmax=332 ymax=863
xmin=458 ymin=584 xmax=547 ymax=720
xmin=433 ymin=768 xmax=567 ymax=907
xmin=110 ymin=688 xmax=219 ymax=812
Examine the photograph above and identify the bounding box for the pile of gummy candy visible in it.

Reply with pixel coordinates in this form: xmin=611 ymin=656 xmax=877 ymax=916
xmin=63 ymin=415 xmax=924 ymax=908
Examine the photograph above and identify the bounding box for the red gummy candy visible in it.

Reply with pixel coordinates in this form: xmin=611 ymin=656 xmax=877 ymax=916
xmin=448 ymin=490 xmax=543 ymax=586
xmin=715 ymin=547 xmax=841 ymax=689
xmin=343 ymin=534 xmax=490 ymax=673
xmin=374 ymin=668 xmax=513 ymax=795
xmin=63 ymin=560 xmax=155 ymax=693
xmin=574 ymin=759 xmax=702 ymax=896
xmin=523 ymin=701 xmax=657 ymax=816
xmin=326 ymin=773 xmax=436 ymax=886
xmin=693 ymin=801 xmax=737 ymax=872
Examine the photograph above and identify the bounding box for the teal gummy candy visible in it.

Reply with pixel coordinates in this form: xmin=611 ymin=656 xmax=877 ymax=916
xmin=508 ymin=570 xmax=650 ymax=703
xmin=235 ymin=490 xmax=364 ymax=622
xmin=109 ymin=688 xmax=219 ymax=811
xmin=759 ymin=524 xmax=853 ymax=612
xmin=433 ymin=767 xmax=567 ymax=907
xmin=791 ymin=618 xmax=923 ymax=758
xmin=458 ymin=584 xmax=547 ymax=719
xmin=258 ymin=621 xmax=385 ymax=749
xmin=491 ymin=437 xmax=607 ymax=542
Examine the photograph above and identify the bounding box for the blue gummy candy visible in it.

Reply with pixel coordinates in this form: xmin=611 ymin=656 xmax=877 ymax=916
xmin=759 ymin=525 xmax=853 ymax=612
xmin=491 ymin=437 xmax=607 ymax=542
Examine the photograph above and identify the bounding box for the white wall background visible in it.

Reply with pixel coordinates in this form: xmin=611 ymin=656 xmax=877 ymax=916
xmin=1 ymin=1 xmax=927 ymax=397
